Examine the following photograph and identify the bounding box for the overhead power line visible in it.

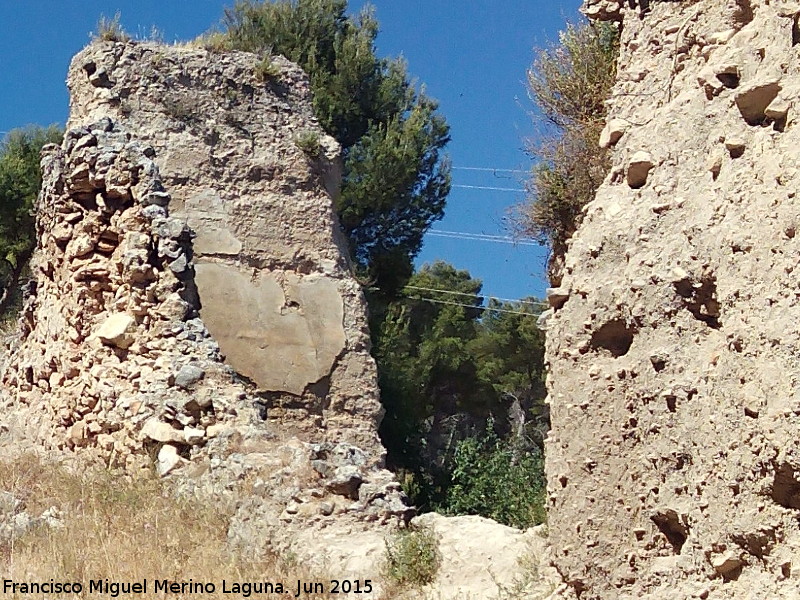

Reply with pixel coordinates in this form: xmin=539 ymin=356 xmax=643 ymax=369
xmin=404 ymin=285 xmax=547 ymax=307
xmin=428 ymin=229 xmax=539 ymax=247
xmin=452 ymin=167 xmax=528 ymax=174
xmin=402 ymin=294 xmax=539 ymax=317
xmin=452 ymin=184 xmax=525 ymax=193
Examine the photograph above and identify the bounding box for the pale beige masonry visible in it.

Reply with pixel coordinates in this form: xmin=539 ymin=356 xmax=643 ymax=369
xmin=0 ymin=40 xmax=412 ymax=578
xmin=193 ymin=264 xmax=346 ymax=395
xmin=545 ymin=1 xmax=800 ymax=599
xmin=65 ymin=41 xmax=382 ymax=445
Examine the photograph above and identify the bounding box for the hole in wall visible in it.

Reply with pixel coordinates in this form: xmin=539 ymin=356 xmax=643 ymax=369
xmin=674 ymin=275 xmax=721 ymax=328
xmin=793 ymin=15 xmax=800 ymax=46
xmin=590 ymin=319 xmax=636 ymax=357
xmin=772 ymin=463 xmax=800 ymax=509
xmin=651 ymin=509 xmax=688 ymax=554
xmin=733 ymin=529 xmax=776 ymax=560
xmin=728 ymin=145 xmax=745 ymax=159
xmin=732 ymin=0 xmax=754 ymax=26
xmin=650 ymin=355 xmax=666 ymax=372
xmin=716 ymin=72 xmax=740 ymax=89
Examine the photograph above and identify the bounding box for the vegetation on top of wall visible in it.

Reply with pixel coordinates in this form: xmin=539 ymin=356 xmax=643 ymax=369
xmin=518 ymin=21 xmax=619 ymax=285
xmin=94 ymin=12 xmax=132 ymax=43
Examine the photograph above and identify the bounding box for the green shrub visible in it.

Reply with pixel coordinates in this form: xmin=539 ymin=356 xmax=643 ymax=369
xmin=384 ymin=524 xmax=441 ymax=587
xmin=294 ymin=130 xmax=322 ymax=156
xmin=0 ymin=125 xmax=63 ymax=318
xmin=440 ymin=421 xmax=546 ymax=529
xmin=162 ymin=97 xmax=196 ymax=123
xmin=193 ymin=31 xmax=234 ymax=53
xmin=526 ymin=22 xmax=618 ymax=129
xmin=522 ymin=122 xmax=610 ymax=269
xmin=254 ymin=56 xmax=281 ymax=82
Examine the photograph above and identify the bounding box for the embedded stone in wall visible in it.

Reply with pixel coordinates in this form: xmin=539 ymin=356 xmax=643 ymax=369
xmin=194 ymin=263 xmax=346 ymax=395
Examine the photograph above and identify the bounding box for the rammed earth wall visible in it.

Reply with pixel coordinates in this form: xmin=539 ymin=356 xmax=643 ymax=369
xmin=544 ymin=1 xmax=800 ymax=598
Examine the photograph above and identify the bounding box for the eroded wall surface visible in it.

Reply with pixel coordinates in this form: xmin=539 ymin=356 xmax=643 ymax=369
xmin=545 ymin=1 xmax=800 ymax=598
xmin=66 ymin=42 xmax=379 ymax=444
xmin=0 ymin=41 xmax=409 ymax=572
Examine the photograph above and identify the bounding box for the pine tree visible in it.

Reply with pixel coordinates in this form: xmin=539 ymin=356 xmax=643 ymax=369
xmin=0 ymin=126 xmax=63 ymax=315
xmin=216 ymin=0 xmax=451 ymax=293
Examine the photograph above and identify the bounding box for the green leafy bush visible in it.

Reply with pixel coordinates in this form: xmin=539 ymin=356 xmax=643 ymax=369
xmin=384 ymin=524 xmax=441 ymax=587
xmin=441 ymin=420 xmax=546 ymax=529
xmin=375 ymin=262 xmax=548 ymax=513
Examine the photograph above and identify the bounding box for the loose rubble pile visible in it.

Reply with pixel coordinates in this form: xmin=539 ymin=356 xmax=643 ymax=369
xmin=544 ymin=0 xmax=800 ymax=598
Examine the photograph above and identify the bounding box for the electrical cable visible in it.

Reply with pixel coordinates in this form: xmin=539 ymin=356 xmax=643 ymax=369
xmin=452 ymin=184 xmax=525 ymax=193
xmin=452 ymin=166 xmax=528 ymax=174
xmin=427 ymin=229 xmax=539 ymax=246
xmin=401 ymin=294 xmax=539 ymax=317
xmin=403 ymin=285 xmax=546 ymax=307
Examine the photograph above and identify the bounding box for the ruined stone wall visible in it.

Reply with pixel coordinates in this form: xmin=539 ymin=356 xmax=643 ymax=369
xmin=66 ymin=41 xmax=381 ymax=452
xmin=544 ymin=1 xmax=800 ymax=598
xmin=0 ymin=41 xmax=408 ymax=569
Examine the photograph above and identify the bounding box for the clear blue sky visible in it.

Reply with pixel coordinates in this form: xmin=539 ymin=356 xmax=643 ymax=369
xmin=0 ymin=0 xmax=583 ymax=301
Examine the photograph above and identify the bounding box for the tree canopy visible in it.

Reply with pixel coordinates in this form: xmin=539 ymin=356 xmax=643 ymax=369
xmin=215 ymin=0 xmax=451 ymax=293
xmin=374 ymin=261 xmax=548 ymax=519
xmin=0 ymin=125 xmax=63 ymax=315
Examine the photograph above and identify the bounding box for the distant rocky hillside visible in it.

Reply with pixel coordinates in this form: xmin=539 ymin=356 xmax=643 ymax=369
xmin=544 ymin=0 xmax=800 ymax=598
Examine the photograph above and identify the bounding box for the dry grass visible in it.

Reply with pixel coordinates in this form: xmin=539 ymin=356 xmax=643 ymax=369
xmin=0 ymin=454 xmax=351 ymax=599
xmin=94 ymin=12 xmax=131 ymax=43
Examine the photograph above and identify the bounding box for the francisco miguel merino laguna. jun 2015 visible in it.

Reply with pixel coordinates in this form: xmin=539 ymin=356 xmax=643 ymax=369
xmin=3 ymin=578 xmax=375 ymax=597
